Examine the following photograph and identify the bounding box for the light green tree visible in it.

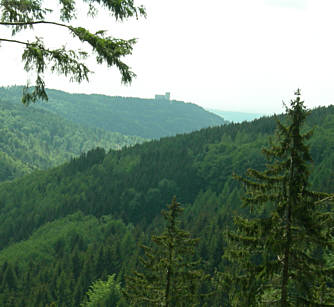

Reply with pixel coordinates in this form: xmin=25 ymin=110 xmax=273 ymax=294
xmin=223 ymin=90 xmax=334 ymax=306
xmin=0 ymin=0 xmax=146 ymax=104
xmin=81 ymin=274 xmax=123 ymax=307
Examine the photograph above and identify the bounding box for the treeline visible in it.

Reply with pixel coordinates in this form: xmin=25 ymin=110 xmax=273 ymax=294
xmin=0 ymin=86 xmax=227 ymax=139
xmin=0 ymin=97 xmax=145 ymax=182
xmin=0 ymin=103 xmax=333 ymax=305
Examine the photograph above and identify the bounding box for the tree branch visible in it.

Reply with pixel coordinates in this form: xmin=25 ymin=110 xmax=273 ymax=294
xmin=315 ymin=195 xmax=334 ymax=205
xmin=0 ymin=20 xmax=70 ymax=29
xmin=0 ymin=37 xmax=29 ymax=46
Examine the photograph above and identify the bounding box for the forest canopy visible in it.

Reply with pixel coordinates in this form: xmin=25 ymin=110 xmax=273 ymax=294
xmin=0 ymin=98 xmax=333 ymax=305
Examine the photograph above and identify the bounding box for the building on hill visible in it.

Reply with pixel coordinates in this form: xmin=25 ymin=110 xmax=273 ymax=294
xmin=155 ymin=92 xmax=170 ymax=101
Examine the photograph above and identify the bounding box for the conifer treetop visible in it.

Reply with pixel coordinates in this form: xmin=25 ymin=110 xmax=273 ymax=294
xmin=225 ymin=90 xmax=334 ymax=306
xmin=124 ymin=197 xmax=207 ymax=307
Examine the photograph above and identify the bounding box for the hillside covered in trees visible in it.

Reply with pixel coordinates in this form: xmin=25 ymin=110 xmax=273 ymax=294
xmin=0 ymin=86 xmax=227 ymax=139
xmin=0 ymin=101 xmax=333 ymax=305
xmin=0 ymin=95 xmax=145 ymax=182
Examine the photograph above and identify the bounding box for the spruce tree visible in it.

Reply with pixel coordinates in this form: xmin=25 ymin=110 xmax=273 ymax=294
xmin=223 ymin=90 xmax=334 ymax=306
xmin=124 ymin=197 xmax=206 ymax=307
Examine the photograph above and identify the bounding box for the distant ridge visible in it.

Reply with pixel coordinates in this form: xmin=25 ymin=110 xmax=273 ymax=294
xmin=208 ymin=108 xmax=264 ymax=123
xmin=0 ymin=86 xmax=227 ymax=139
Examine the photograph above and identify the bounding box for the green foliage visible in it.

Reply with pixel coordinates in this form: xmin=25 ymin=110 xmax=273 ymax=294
xmin=0 ymin=103 xmax=333 ymax=250
xmin=0 ymin=94 xmax=145 ymax=181
xmin=223 ymin=91 xmax=334 ymax=306
xmin=124 ymin=197 xmax=207 ymax=306
xmin=0 ymin=212 xmax=102 ymax=265
xmin=0 ymin=101 xmax=333 ymax=305
xmin=0 ymin=0 xmax=146 ymax=103
xmin=0 ymin=212 xmax=138 ymax=306
xmin=69 ymin=26 xmax=136 ymax=83
xmin=81 ymin=274 xmax=122 ymax=307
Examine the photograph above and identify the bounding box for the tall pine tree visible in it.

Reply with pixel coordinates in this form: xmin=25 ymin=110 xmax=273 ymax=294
xmin=223 ymin=90 xmax=334 ymax=306
xmin=124 ymin=197 xmax=207 ymax=307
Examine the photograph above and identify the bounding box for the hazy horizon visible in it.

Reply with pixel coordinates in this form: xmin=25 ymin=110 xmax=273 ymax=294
xmin=1 ymin=0 xmax=334 ymax=114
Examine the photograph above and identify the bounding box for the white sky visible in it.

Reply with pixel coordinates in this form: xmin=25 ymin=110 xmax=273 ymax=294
xmin=1 ymin=0 xmax=334 ymax=114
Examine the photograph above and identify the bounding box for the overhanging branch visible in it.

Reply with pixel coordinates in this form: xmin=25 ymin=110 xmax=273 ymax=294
xmin=0 ymin=20 xmax=70 ymax=29
xmin=0 ymin=37 xmax=29 ymax=46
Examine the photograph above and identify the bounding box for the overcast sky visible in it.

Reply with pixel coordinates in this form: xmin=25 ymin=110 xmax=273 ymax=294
xmin=1 ymin=0 xmax=334 ymax=114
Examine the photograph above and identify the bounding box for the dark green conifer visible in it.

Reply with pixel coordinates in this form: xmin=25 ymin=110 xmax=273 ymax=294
xmin=124 ymin=197 xmax=206 ymax=306
xmin=223 ymin=90 xmax=334 ymax=306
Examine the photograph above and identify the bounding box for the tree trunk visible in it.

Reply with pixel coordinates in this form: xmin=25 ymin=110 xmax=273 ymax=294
xmin=281 ymin=155 xmax=295 ymax=306
xmin=281 ymin=202 xmax=291 ymax=307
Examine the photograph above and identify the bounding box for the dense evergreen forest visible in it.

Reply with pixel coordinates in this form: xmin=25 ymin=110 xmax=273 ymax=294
xmin=0 ymin=95 xmax=145 ymax=182
xmin=0 ymin=101 xmax=333 ymax=305
xmin=0 ymin=86 xmax=227 ymax=139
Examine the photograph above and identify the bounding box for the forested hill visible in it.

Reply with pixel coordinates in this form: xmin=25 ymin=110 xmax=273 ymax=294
xmin=0 ymin=96 xmax=144 ymax=182
xmin=0 ymin=104 xmax=333 ymax=306
xmin=0 ymin=86 xmax=227 ymax=139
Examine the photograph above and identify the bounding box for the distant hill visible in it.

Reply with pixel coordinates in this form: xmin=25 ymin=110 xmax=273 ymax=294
xmin=208 ymin=108 xmax=264 ymax=122
xmin=0 ymin=95 xmax=144 ymax=182
xmin=0 ymin=86 xmax=227 ymax=139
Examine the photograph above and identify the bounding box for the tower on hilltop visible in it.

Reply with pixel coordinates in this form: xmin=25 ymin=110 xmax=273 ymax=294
xmin=155 ymin=92 xmax=171 ymax=101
